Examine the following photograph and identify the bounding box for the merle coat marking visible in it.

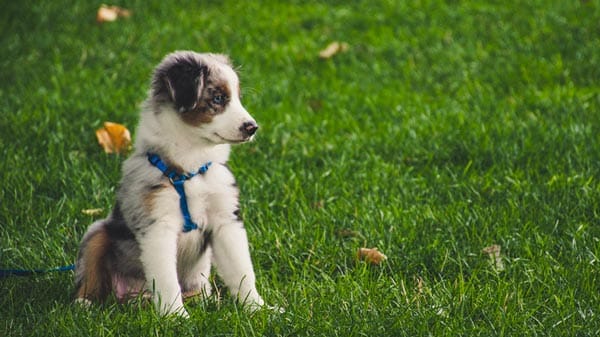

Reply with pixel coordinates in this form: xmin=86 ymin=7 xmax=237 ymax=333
xmin=75 ymin=51 xmax=265 ymax=317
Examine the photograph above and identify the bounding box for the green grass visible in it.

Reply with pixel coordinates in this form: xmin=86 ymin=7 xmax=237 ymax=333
xmin=1 ymin=0 xmax=599 ymax=336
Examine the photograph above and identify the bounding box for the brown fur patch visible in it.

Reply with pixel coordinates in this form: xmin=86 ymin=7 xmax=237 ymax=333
xmin=180 ymin=78 xmax=232 ymax=126
xmin=143 ymin=183 xmax=168 ymax=211
xmin=181 ymin=103 xmax=214 ymax=125
xmin=76 ymin=227 xmax=111 ymax=301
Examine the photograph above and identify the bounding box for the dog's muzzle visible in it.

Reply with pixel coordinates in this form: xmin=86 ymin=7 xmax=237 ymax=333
xmin=240 ymin=121 xmax=259 ymax=138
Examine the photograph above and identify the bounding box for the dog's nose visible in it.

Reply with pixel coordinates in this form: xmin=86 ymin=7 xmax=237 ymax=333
xmin=241 ymin=121 xmax=259 ymax=137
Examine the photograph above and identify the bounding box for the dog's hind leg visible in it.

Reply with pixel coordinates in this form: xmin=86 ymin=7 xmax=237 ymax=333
xmin=74 ymin=220 xmax=112 ymax=302
xmin=181 ymin=247 xmax=213 ymax=300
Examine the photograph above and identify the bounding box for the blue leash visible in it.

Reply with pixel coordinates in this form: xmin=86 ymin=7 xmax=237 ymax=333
xmin=147 ymin=152 xmax=211 ymax=232
xmin=2 ymin=153 xmax=210 ymax=277
xmin=0 ymin=153 xmax=212 ymax=278
xmin=0 ymin=264 xmax=75 ymax=278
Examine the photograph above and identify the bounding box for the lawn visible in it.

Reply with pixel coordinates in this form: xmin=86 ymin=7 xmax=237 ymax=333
xmin=1 ymin=1 xmax=599 ymax=336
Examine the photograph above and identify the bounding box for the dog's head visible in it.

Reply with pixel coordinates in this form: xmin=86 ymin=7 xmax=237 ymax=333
xmin=150 ymin=51 xmax=258 ymax=144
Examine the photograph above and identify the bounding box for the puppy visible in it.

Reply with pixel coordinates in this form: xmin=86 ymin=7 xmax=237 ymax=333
xmin=75 ymin=51 xmax=266 ymax=317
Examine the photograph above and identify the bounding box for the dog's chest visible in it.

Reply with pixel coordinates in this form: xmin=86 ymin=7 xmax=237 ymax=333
xmin=179 ymin=167 xmax=237 ymax=227
xmin=183 ymin=178 xmax=211 ymax=226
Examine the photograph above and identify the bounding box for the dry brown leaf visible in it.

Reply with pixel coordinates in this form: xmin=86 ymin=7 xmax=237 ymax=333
xmin=319 ymin=41 xmax=349 ymax=59
xmin=357 ymin=247 xmax=387 ymax=265
xmin=97 ymin=4 xmax=132 ymax=23
xmin=81 ymin=208 xmax=103 ymax=216
xmin=482 ymin=244 xmax=505 ymax=271
xmin=95 ymin=121 xmax=131 ymax=154
xmin=415 ymin=276 xmax=425 ymax=295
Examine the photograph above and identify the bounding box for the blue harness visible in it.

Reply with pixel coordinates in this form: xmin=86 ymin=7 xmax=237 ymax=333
xmin=147 ymin=153 xmax=212 ymax=232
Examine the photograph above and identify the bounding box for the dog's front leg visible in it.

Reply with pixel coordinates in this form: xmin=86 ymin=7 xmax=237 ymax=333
xmin=139 ymin=224 xmax=188 ymax=317
xmin=211 ymin=225 xmax=264 ymax=309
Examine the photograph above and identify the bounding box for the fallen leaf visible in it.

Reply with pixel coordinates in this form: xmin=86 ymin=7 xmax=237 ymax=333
xmin=81 ymin=208 xmax=103 ymax=216
xmin=95 ymin=121 xmax=131 ymax=154
xmin=357 ymin=247 xmax=387 ymax=265
xmin=308 ymin=99 xmax=323 ymax=112
xmin=97 ymin=4 xmax=132 ymax=23
xmin=415 ymin=276 xmax=424 ymax=295
xmin=482 ymin=244 xmax=505 ymax=271
xmin=319 ymin=41 xmax=349 ymax=59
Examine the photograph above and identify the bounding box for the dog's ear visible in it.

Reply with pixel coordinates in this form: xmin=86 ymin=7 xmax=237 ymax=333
xmin=163 ymin=62 xmax=207 ymax=112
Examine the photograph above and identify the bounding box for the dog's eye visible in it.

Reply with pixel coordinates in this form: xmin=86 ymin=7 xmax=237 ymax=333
xmin=212 ymin=94 xmax=226 ymax=105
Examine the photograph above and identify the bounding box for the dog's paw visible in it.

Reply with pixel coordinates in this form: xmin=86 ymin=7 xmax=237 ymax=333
xmin=156 ymin=299 xmax=190 ymax=318
xmin=243 ymin=299 xmax=285 ymax=314
xmin=74 ymin=297 xmax=92 ymax=307
xmin=176 ymin=308 xmax=190 ymax=319
xmin=182 ymin=288 xmax=213 ymax=302
xmin=162 ymin=305 xmax=190 ymax=319
xmin=264 ymin=304 xmax=286 ymax=314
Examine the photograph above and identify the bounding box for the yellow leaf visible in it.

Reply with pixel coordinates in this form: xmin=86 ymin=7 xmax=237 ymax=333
xmin=96 ymin=4 xmax=132 ymax=23
xmin=319 ymin=41 xmax=349 ymax=59
xmin=95 ymin=121 xmax=131 ymax=154
xmin=357 ymin=247 xmax=387 ymax=265
xmin=482 ymin=244 xmax=505 ymax=271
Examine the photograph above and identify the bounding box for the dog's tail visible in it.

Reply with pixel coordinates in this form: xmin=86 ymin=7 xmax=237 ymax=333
xmin=74 ymin=221 xmax=112 ymax=302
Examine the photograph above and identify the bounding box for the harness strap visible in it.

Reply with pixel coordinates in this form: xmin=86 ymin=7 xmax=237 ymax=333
xmin=146 ymin=153 xmax=211 ymax=232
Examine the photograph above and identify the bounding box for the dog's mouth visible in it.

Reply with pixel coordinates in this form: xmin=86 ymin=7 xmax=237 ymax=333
xmin=214 ymin=133 xmax=251 ymax=144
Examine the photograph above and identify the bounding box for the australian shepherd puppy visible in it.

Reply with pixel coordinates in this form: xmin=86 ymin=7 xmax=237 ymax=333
xmin=75 ymin=51 xmax=267 ymax=317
